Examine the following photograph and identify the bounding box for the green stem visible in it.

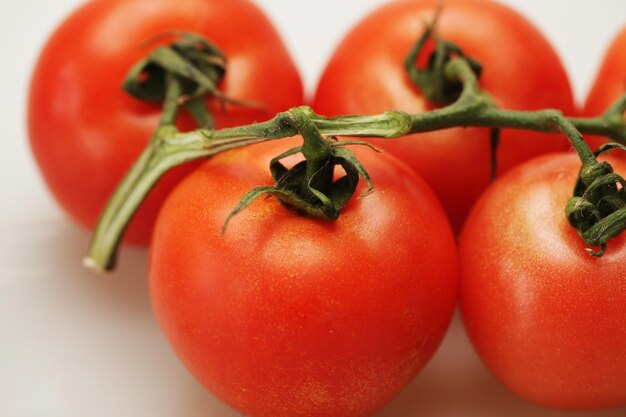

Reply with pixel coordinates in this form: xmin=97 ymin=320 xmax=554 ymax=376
xmin=85 ymin=57 xmax=626 ymax=272
xmin=569 ymin=115 xmax=626 ymax=144
xmin=84 ymin=73 xmax=266 ymax=272
xmin=159 ymin=74 xmax=183 ymax=127
xmin=288 ymin=108 xmax=333 ymax=196
xmin=84 ymin=76 xmax=183 ymax=271
xmin=84 ymin=130 xmax=268 ymax=272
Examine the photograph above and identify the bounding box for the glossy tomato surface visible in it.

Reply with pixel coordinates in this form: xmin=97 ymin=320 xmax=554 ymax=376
xmin=313 ymin=0 xmax=575 ymax=232
xmin=459 ymin=153 xmax=626 ymax=410
xmin=583 ymin=26 xmax=626 ymax=151
xmin=28 ymin=0 xmax=303 ymax=244
xmin=149 ymin=139 xmax=459 ymax=417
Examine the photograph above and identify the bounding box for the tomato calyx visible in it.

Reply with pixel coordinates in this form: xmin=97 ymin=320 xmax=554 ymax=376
xmin=566 ymin=143 xmax=626 ymax=256
xmin=404 ymin=19 xmax=482 ymax=107
xmin=405 ymin=22 xmax=503 ymax=177
xmin=123 ymin=32 xmax=262 ymax=129
xmin=223 ymin=107 xmax=379 ymax=232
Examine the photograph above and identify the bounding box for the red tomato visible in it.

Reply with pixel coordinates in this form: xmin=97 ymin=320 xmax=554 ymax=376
xmin=312 ymin=0 xmax=575 ymax=232
xmin=583 ymin=26 xmax=626 ymax=152
xmin=459 ymin=153 xmax=626 ymax=410
xmin=28 ymin=0 xmax=303 ymax=245
xmin=149 ymin=139 xmax=458 ymax=417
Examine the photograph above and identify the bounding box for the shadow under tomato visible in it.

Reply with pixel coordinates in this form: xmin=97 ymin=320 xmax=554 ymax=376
xmin=373 ymin=313 xmax=626 ymax=417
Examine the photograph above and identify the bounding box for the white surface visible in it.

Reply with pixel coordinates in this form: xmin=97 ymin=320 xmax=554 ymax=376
xmin=1 ymin=1 xmax=626 ymax=416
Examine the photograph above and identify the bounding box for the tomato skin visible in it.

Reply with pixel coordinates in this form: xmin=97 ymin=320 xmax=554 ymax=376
xmin=459 ymin=153 xmax=626 ymax=410
xmin=149 ymin=139 xmax=458 ymax=417
xmin=28 ymin=0 xmax=303 ymax=245
xmin=583 ymin=26 xmax=626 ymax=151
xmin=312 ymin=0 xmax=575 ymax=232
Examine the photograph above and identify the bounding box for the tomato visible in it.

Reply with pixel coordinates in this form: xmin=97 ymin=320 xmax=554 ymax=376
xmin=28 ymin=0 xmax=303 ymax=245
xmin=312 ymin=0 xmax=575 ymax=232
xmin=149 ymin=139 xmax=458 ymax=417
xmin=459 ymin=152 xmax=626 ymax=410
xmin=583 ymin=26 xmax=626 ymax=152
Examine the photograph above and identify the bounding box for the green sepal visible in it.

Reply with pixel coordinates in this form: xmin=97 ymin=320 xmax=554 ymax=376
xmin=221 ymin=186 xmax=275 ymax=234
xmin=121 ymin=31 xmax=270 ymax=134
xmin=123 ymin=59 xmax=166 ymax=102
xmin=332 ymin=146 xmax=375 ymax=201
xmin=269 ymin=146 xmax=304 ymax=181
xmin=566 ymin=142 xmax=626 ymax=256
xmin=580 ymin=208 xmax=626 ymax=248
xmin=222 ymin=141 xmax=380 ymax=232
xmin=405 ymin=23 xmax=483 ymax=106
xmin=122 ymin=43 xmax=224 ymax=103
xmin=184 ymin=97 xmax=215 ymax=129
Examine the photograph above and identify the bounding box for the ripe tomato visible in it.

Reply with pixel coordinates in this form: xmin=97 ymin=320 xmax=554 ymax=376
xmin=149 ymin=139 xmax=458 ymax=417
xmin=28 ymin=0 xmax=303 ymax=245
xmin=583 ymin=26 xmax=626 ymax=151
xmin=312 ymin=0 xmax=575 ymax=232
xmin=459 ymin=153 xmax=626 ymax=410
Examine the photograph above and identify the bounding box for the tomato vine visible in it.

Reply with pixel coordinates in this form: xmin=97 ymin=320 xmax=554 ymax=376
xmin=85 ymin=28 xmax=626 ymax=272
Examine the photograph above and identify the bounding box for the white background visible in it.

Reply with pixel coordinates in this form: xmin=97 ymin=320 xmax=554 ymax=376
xmin=1 ymin=1 xmax=625 ymax=416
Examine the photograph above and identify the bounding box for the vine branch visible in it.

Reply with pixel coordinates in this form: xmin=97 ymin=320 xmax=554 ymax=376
xmin=84 ymin=55 xmax=626 ymax=272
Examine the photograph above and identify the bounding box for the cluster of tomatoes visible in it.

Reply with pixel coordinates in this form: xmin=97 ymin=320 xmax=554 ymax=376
xmin=28 ymin=0 xmax=625 ymax=416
